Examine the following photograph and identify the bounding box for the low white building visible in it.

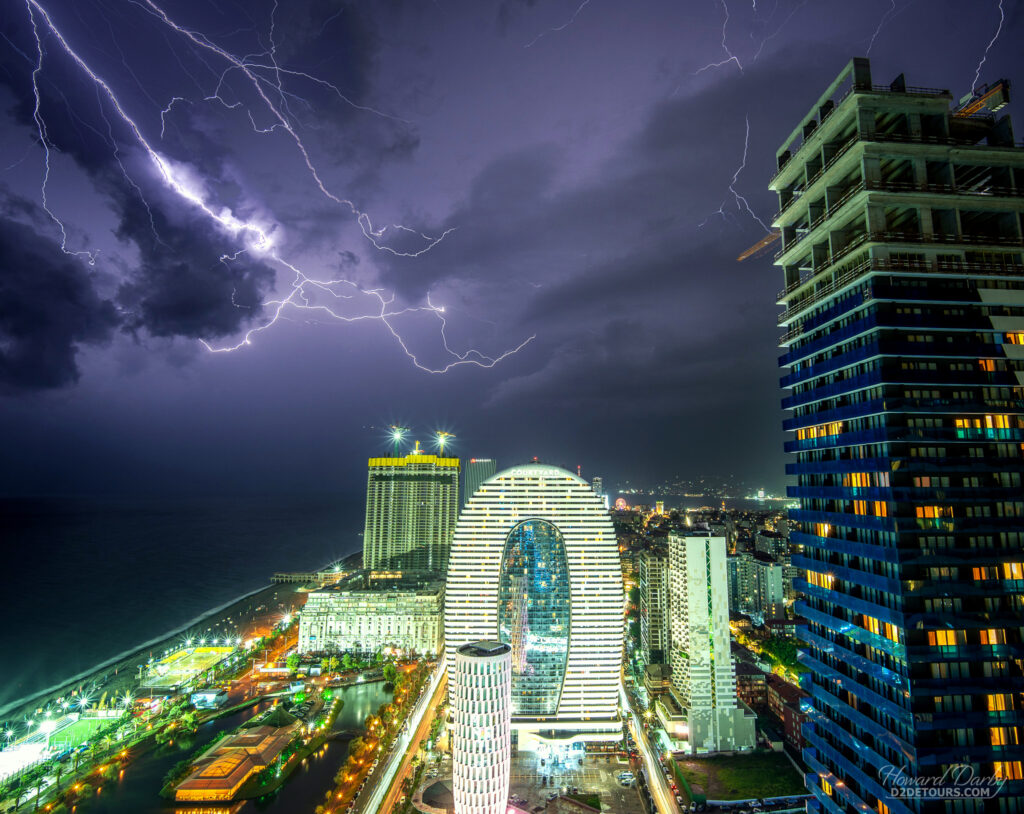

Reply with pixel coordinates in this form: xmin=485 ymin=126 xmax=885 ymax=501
xmin=298 ymin=574 xmax=444 ymax=656
xmin=452 ymin=641 xmax=512 ymax=814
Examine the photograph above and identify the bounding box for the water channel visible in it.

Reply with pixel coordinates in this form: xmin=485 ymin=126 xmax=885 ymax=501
xmin=69 ymin=681 xmax=391 ymax=814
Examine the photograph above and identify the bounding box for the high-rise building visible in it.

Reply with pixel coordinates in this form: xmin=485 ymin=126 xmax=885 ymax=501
xmin=445 ymin=463 xmax=623 ymax=750
xmin=662 ymin=532 xmax=755 ymax=754
xmin=727 ymin=552 xmax=786 ymax=620
xmin=452 ymin=641 xmax=512 ymax=814
xmin=772 ymin=57 xmax=1024 ymax=813
xmin=363 ymin=445 xmax=459 ymax=573
xmin=639 ymin=546 xmax=670 ymax=665
xmin=591 ymin=476 xmax=604 ymax=496
xmin=463 ymin=458 xmax=497 ymax=508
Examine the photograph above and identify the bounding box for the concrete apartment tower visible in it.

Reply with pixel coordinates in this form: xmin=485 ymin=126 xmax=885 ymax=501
xmin=666 ymin=532 xmax=755 ymax=753
xmin=639 ymin=545 xmax=671 ymax=665
xmin=452 ymin=641 xmax=512 ymax=814
xmin=363 ymin=444 xmax=459 ymax=573
xmin=771 ymin=57 xmax=1024 ymax=814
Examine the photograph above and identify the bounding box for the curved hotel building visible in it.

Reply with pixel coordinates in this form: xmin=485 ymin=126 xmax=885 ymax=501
xmin=445 ymin=464 xmax=623 ymax=750
xmin=452 ymin=641 xmax=512 ymax=814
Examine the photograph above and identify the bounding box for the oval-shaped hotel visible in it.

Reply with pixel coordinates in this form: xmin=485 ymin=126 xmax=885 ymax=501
xmin=445 ymin=463 xmax=623 ymax=750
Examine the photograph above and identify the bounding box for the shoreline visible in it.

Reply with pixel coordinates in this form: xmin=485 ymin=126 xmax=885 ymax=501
xmin=0 ymin=581 xmax=308 ymax=724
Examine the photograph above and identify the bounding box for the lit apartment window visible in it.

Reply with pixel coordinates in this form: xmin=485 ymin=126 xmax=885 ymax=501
xmin=797 ymin=421 xmax=844 ymax=441
xmin=974 ymin=566 xmax=1000 ymax=580
xmin=1003 ymin=563 xmax=1024 ymax=580
xmin=980 ymin=629 xmax=1008 ymax=646
xmin=1005 ymin=332 xmax=1024 ymax=345
xmin=991 ymin=727 xmax=1022 ymax=746
xmin=928 ymin=630 xmax=964 ymax=647
xmin=988 ymin=694 xmax=1013 ymax=712
xmin=917 ymin=506 xmax=954 ymax=519
xmin=822 ymin=779 xmax=834 ymax=797
xmin=994 ymin=762 xmax=1024 ymax=780
xmin=807 ymin=571 xmax=835 ymax=590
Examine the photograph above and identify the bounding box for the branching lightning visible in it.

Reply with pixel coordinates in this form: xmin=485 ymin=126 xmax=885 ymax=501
xmin=699 ymin=115 xmax=769 ymax=232
xmin=524 ymin=0 xmax=593 ymax=49
xmin=694 ymin=0 xmax=743 ymax=75
xmin=970 ymin=0 xmax=1005 ymax=93
xmin=20 ymin=0 xmax=534 ymax=372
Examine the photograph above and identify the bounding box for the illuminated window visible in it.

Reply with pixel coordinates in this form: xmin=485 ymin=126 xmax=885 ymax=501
xmin=814 ymin=523 xmax=831 ymax=538
xmin=822 ymin=779 xmax=834 ymax=797
xmin=843 ymin=472 xmax=871 ymax=488
xmin=1004 ymin=563 xmax=1024 ymax=580
xmin=988 ymin=694 xmax=1012 ymax=711
xmin=797 ymin=421 xmax=844 ymax=441
xmin=994 ymin=762 xmax=1024 ymax=780
xmin=928 ymin=630 xmax=964 ymax=647
xmin=807 ymin=571 xmax=835 ymax=591
xmin=863 ymin=616 xmax=881 ymax=636
xmin=981 ymin=629 xmax=1008 ymax=646
xmin=979 ymin=359 xmax=996 ymax=372
xmin=917 ymin=506 xmax=953 ymax=519
xmin=884 ymin=622 xmax=899 ymax=642
xmin=974 ymin=566 xmax=1000 ymax=580
xmin=1006 ymin=332 xmax=1024 ymax=345
xmin=991 ymin=727 xmax=1021 ymax=746
xmin=877 ymin=802 xmax=890 ymax=814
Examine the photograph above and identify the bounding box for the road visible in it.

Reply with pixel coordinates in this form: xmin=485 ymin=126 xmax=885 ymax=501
xmin=620 ymin=681 xmax=681 ymax=814
xmin=359 ymin=660 xmax=447 ymax=814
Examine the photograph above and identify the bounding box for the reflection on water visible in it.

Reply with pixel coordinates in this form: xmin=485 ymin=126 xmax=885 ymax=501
xmin=73 ymin=681 xmax=391 ymax=814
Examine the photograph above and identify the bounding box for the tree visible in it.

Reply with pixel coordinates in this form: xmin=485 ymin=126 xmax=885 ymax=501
xmin=321 ymin=657 xmax=332 ymax=673
xmin=286 ymin=654 xmax=300 ymax=672
xmin=328 ymin=656 xmax=340 ymax=672
xmin=382 ymin=662 xmax=398 ymax=684
xmin=342 ymin=654 xmax=354 ymax=670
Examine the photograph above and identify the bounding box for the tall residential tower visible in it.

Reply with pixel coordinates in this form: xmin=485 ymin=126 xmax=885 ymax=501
xmin=772 ymin=58 xmax=1024 ymax=814
xmin=363 ymin=444 xmax=459 ymax=573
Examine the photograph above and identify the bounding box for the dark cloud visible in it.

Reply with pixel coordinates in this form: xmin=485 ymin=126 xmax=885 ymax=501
xmin=0 ymin=215 xmax=118 ymax=391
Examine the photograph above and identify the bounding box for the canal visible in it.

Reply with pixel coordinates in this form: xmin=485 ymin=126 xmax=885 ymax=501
xmin=70 ymin=681 xmax=392 ymax=814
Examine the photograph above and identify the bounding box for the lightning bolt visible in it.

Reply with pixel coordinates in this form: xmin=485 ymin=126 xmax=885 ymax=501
xmin=694 ymin=0 xmax=743 ymax=75
xmin=699 ymin=115 xmax=769 ymax=232
xmin=970 ymin=0 xmax=1005 ymax=93
xmin=866 ymin=0 xmax=897 ymax=56
xmin=524 ymin=0 xmax=593 ymax=49
xmin=20 ymin=0 xmax=533 ymax=372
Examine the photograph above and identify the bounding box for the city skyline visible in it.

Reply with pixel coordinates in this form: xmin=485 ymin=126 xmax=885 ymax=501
xmin=2 ymin=2 xmax=1019 ymax=498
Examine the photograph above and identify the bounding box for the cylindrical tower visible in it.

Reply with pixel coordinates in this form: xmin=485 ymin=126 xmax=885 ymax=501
xmin=452 ymin=641 xmax=512 ymax=814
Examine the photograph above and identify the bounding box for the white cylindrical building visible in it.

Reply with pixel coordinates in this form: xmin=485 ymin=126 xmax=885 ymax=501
xmin=452 ymin=641 xmax=512 ymax=814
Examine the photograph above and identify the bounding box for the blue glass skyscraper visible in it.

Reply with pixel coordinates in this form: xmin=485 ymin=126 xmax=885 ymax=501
xmin=772 ymin=58 xmax=1024 ymax=814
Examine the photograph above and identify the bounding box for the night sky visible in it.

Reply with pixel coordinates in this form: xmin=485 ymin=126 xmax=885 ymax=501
xmin=1 ymin=0 xmax=1020 ymax=496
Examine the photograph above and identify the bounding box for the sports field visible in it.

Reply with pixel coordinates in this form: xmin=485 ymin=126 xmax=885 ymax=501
xmin=143 ymin=646 xmax=234 ymax=690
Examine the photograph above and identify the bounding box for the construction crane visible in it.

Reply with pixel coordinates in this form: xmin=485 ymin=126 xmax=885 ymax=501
xmin=737 ymin=229 xmax=781 ymax=262
xmin=435 ymin=431 xmax=455 ymax=454
xmin=389 ymin=425 xmax=409 ymax=457
xmin=954 ymin=79 xmax=1010 ymax=118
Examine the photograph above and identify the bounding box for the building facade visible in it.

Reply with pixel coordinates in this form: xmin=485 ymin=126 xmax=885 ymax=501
xmin=667 ymin=532 xmax=755 ymax=753
xmin=363 ymin=447 xmax=459 ymax=572
xmin=452 ymin=641 xmax=512 ymax=814
xmin=639 ymin=546 xmax=671 ymax=665
xmin=297 ymin=576 xmax=444 ymax=656
xmin=728 ymin=552 xmax=786 ymax=620
xmin=772 ymin=57 xmax=1024 ymax=814
xmin=445 ymin=464 xmax=623 ymax=748
xmin=463 ymin=458 xmax=497 ymax=508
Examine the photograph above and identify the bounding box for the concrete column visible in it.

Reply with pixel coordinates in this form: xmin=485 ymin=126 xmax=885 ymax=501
xmin=862 ymin=156 xmax=882 ymax=187
xmin=856 ymin=107 xmax=876 ymax=137
xmin=918 ymin=207 xmax=934 ymax=238
xmin=866 ymin=204 xmax=887 ymax=236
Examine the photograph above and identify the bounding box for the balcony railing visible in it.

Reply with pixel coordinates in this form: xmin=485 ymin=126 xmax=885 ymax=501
xmin=778 ymin=249 xmax=1024 ymax=325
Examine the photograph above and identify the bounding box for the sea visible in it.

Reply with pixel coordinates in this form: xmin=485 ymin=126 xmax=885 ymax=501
xmin=0 ymin=494 xmax=364 ymax=718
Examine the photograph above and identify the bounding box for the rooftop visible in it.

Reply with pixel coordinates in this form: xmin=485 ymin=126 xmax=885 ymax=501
xmin=457 ymin=640 xmax=510 ymax=658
